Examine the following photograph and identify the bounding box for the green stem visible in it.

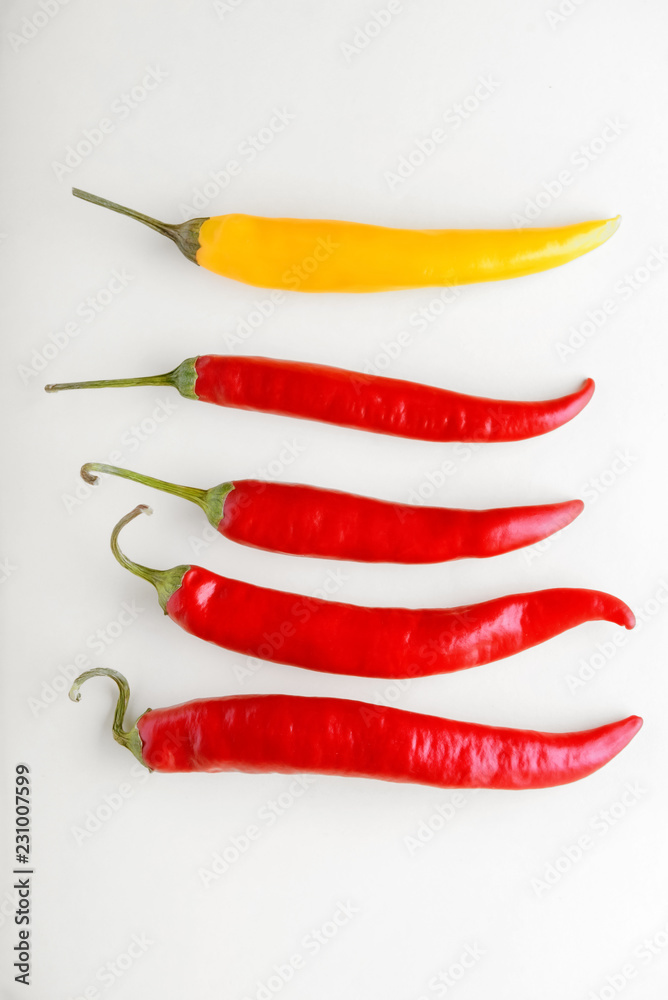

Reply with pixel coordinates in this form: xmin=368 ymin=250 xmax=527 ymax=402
xmin=72 ymin=188 xmax=207 ymax=264
xmin=110 ymin=504 xmax=190 ymax=613
xmin=44 ymin=357 xmax=199 ymax=399
xmin=69 ymin=667 xmax=149 ymax=769
xmin=82 ymin=463 xmax=234 ymax=529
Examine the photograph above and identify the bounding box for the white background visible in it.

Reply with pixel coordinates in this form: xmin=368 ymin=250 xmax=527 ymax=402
xmin=1 ymin=1 xmax=667 ymax=998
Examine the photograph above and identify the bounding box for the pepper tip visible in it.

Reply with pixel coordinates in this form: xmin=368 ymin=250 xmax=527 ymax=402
xmin=569 ymin=498 xmax=585 ymax=519
xmin=619 ymin=603 xmax=636 ymax=630
xmin=603 ymin=215 xmax=622 ymax=241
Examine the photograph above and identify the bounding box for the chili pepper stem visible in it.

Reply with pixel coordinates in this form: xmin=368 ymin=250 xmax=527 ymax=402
xmin=111 ymin=505 xmax=190 ymax=613
xmin=82 ymin=463 xmax=233 ymax=529
xmin=72 ymin=188 xmax=206 ymax=264
xmin=44 ymin=357 xmax=199 ymax=399
xmin=69 ymin=667 xmax=149 ymax=769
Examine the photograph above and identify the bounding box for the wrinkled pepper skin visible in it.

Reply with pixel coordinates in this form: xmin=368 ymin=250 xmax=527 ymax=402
xmin=165 ymin=576 xmax=635 ymax=679
xmin=193 ymin=356 xmax=595 ymax=443
xmin=220 ymin=482 xmax=584 ymax=562
xmin=195 ymin=215 xmax=621 ymax=293
xmin=137 ymin=694 xmax=642 ymax=789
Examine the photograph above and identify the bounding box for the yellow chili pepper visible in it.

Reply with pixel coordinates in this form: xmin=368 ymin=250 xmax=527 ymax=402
xmin=73 ymin=188 xmax=620 ymax=293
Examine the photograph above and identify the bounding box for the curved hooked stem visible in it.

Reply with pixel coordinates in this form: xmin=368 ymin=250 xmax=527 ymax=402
xmin=84 ymin=463 xmax=208 ymax=506
xmin=69 ymin=667 xmax=148 ymax=768
xmin=72 ymin=188 xmax=206 ymax=264
xmin=110 ymin=505 xmax=190 ymax=613
xmin=82 ymin=463 xmax=233 ymax=529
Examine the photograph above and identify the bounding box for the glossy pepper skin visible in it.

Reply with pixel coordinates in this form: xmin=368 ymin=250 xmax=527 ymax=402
xmin=81 ymin=462 xmax=585 ymax=563
xmin=193 ymin=356 xmax=596 ymax=442
xmin=167 ymin=569 xmax=634 ymax=678
xmin=196 ymin=216 xmax=621 ymax=293
xmin=70 ymin=669 xmax=643 ymax=790
xmin=71 ymin=188 xmax=620 ymax=293
xmin=45 ymin=356 xmax=595 ymax=444
xmin=111 ymin=506 xmax=635 ymax=680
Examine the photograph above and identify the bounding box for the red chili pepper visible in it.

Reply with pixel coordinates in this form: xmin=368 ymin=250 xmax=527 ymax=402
xmin=70 ymin=668 xmax=642 ymax=790
xmin=110 ymin=506 xmax=634 ymax=679
xmin=81 ymin=462 xmax=584 ymax=563
xmin=45 ymin=356 xmax=595 ymax=443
